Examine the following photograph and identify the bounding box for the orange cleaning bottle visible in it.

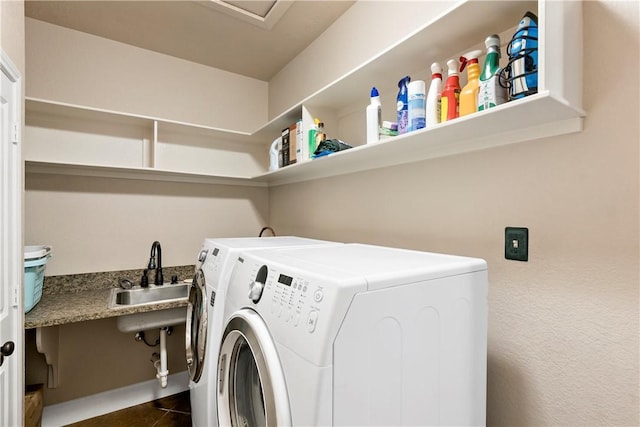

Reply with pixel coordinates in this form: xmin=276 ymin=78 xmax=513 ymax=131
xmin=459 ymin=50 xmax=482 ymax=117
xmin=440 ymin=59 xmax=460 ymax=122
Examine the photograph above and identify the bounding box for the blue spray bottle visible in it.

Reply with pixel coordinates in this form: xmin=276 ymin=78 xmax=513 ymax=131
xmin=396 ymin=76 xmax=411 ymax=134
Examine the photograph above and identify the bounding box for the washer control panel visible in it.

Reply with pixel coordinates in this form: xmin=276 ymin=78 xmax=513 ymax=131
xmin=200 ymin=246 xmax=223 ymax=291
xmin=247 ymin=264 xmax=328 ymax=335
xmin=229 ymin=254 xmax=366 ymax=367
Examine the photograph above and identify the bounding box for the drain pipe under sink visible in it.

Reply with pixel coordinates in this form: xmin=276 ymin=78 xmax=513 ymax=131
xmin=150 ymin=327 xmax=169 ymax=388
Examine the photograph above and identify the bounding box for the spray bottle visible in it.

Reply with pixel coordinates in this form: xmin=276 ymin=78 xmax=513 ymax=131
xmin=308 ymin=118 xmax=319 ymax=156
xmin=366 ymin=87 xmax=382 ymax=143
xmin=396 ymin=76 xmax=411 ymax=134
xmin=459 ymin=50 xmax=482 ymax=117
xmin=440 ymin=59 xmax=460 ymax=123
xmin=478 ymin=34 xmax=507 ymax=111
xmin=426 ymin=62 xmax=443 ymax=127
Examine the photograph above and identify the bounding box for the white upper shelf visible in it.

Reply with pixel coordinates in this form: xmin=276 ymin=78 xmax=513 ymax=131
xmin=252 ymin=91 xmax=583 ymax=186
xmin=25 ymin=0 xmax=585 ymax=188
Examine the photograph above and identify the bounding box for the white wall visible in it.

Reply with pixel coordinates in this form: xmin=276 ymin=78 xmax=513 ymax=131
xmin=269 ymin=1 xmax=639 ymax=426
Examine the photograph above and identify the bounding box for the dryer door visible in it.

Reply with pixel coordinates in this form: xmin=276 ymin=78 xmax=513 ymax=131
xmin=217 ymin=309 xmax=291 ymax=427
xmin=186 ymin=268 xmax=207 ymax=382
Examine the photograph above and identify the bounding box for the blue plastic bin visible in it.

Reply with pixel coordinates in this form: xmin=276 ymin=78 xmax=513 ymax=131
xmin=24 ymin=246 xmax=51 ymax=313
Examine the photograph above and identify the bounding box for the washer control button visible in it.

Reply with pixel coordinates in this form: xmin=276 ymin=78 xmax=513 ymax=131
xmin=307 ymin=310 xmax=318 ymax=333
xmin=313 ymin=289 xmax=324 ymax=303
xmin=294 ymin=311 xmax=301 ymax=326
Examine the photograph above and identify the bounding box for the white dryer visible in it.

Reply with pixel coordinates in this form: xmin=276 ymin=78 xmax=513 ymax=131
xmin=218 ymin=243 xmax=488 ymax=426
xmin=187 ymin=236 xmax=339 ymax=427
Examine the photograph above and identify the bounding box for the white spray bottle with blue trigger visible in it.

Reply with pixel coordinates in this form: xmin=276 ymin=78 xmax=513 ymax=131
xmin=366 ymin=87 xmax=382 ymax=144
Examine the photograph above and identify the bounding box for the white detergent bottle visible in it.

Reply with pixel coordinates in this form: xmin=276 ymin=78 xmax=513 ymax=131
xmin=269 ymin=137 xmax=280 ymax=171
xmin=407 ymin=80 xmax=426 ymax=132
xmin=366 ymin=87 xmax=382 ymax=143
xmin=426 ymin=62 xmax=443 ymax=127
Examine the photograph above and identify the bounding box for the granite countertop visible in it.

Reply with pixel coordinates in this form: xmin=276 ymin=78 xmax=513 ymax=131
xmin=25 ymin=265 xmax=195 ymax=329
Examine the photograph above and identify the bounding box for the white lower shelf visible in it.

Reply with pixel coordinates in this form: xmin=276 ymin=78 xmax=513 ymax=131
xmin=26 ymin=92 xmax=584 ymax=188
xmin=25 ymin=161 xmax=268 ymax=187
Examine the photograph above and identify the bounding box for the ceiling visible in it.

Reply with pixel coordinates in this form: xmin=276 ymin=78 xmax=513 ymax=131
xmin=24 ymin=0 xmax=355 ymax=81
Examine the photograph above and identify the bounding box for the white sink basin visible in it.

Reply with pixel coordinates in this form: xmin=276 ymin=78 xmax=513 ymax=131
xmin=108 ymin=283 xmax=189 ymax=332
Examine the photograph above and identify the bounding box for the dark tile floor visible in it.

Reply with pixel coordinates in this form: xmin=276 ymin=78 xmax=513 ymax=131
xmin=65 ymin=391 xmax=191 ymax=427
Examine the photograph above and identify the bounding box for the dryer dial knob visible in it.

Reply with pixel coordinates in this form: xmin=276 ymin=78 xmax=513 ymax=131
xmin=248 ymin=280 xmax=265 ymax=303
xmin=198 ymin=249 xmax=208 ymax=263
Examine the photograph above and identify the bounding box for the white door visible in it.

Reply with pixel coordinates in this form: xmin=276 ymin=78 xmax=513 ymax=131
xmin=217 ymin=309 xmax=291 ymax=427
xmin=0 ymin=50 xmax=24 ymax=427
xmin=186 ymin=268 xmax=207 ymax=383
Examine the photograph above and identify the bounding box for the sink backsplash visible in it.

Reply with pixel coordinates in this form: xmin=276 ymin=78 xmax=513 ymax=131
xmin=42 ymin=265 xmax=197 ymax=296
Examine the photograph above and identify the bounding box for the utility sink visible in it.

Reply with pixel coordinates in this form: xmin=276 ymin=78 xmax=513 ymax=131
xmin=108 ymin=283 xmax=189 ymax=333
xmin=109 ymin=283 xmax=189 ymax=307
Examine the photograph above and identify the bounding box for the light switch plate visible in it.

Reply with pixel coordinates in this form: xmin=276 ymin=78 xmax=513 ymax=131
xmin=505 ymin=227 xmax=528 ymax=261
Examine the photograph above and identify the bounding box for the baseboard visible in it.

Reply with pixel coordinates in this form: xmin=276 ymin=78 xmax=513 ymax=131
xmin=41 ymin=371 xmax=190 ymax=427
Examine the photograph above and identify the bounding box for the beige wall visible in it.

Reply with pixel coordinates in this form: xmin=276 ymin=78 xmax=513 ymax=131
xmin=1 ymin=0 xmax=25 ymax=74
xmin=269 ymin=1 xmax=639 ymax=426
xmin=25 ymin=320 xmax=187 ymax=405
xmin=25 ymin=18 xmax=268 ymax=133
xmin=268 ymin=1 xmax=451 ymax=118
xmin=25 ymin=174 xmax=269 ymax=275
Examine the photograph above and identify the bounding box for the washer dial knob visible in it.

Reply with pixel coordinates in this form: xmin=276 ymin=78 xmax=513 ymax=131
xmin=248 ymin=265 xmax=268 ymax=303
xmin=248 ymin=280 xmax=264 ymax=303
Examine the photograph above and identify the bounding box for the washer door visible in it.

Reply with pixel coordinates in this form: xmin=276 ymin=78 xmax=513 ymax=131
xmin=217 ymin=309 xmax=291 ymax=427
xmin=186 ymin=268 xmax=207 ymax=382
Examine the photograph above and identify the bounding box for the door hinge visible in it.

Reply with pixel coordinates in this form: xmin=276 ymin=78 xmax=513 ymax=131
xmin=12 ymin=286 xmax=19 ymax=307
xmin=12 ymin=121 xmax=20 ymax=144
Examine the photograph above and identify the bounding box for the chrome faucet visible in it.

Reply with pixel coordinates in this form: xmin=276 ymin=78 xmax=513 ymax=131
xmin=147 ymin=241 xmax=164 ymax=286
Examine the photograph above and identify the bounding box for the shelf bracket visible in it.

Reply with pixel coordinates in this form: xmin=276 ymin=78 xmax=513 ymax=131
xmin=36 ymin=326 xmax=60 ymax=388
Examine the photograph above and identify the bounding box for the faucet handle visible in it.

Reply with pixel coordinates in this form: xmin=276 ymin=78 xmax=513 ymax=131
xmin=171 ymin=275 xmax=178 ymax=284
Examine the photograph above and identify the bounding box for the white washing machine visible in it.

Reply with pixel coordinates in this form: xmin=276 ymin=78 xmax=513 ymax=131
xmin=217 ymin=243 xmax=488 ymax=426
xmin=187 ymin=236 xmax=340 ymax=427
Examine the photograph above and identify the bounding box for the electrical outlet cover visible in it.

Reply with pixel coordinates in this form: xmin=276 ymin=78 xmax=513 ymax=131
xmin=505 ymin=227 xmax=528 ymax=261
